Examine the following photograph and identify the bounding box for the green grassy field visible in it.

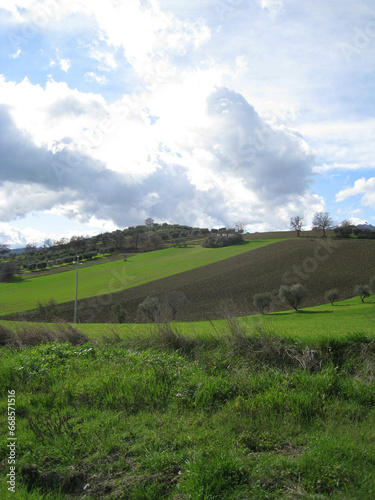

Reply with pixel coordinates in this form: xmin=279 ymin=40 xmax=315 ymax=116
xmin=52 ymin=296 xmax=374 ymax=345
xmin=0 ymin=310 xmax=374 ymax=499
xmin=2 ymin=296 xmax=374 ymax=344
xmin=0 ymin=240 xmax=281 ymax=316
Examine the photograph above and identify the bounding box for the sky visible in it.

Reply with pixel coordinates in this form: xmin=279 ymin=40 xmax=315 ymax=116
xmin=0 ymin=0 xmax=374 ymax=247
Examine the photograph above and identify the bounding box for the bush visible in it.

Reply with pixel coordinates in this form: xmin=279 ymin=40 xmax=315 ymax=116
xmin=37 ymin=298 xmax=58 ymax=321
xmin=0 ymin=261 xmax=19 ymax=282
xmin=354 ymin=284 xmax=371 ymax=303
xmin=253 ymin=292 xmax=272 ymax=314
xmin=36 ymin=261 xmax=47 ymax=270
xmin=112 ymin=304 xmax=127 ymax=323
xmin=138 ymin=296 xmax=160 ymax=322
xmin=369 ymin=276 xmax=375 ymax=294
xmin=202 ymin=233 xmax=243 ymax=248
xmin=279 ymin=283 xmax=307 ymax=311
xmin=325 ymin=288 xmax=340 ymax=305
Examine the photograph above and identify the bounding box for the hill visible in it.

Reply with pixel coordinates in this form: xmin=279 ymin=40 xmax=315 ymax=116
xmin=0 ymin=239 xmax=279 ymax=317
xmin=7 ymin=237 xmax=375 ymax=323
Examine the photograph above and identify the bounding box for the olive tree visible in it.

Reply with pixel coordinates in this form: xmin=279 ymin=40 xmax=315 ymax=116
xmin=163 ymin=291 xmax=188 ymax=320
xmin=253 ymin=292 xmax=272 ymax=314
xmin=279 ymin=283 xmax=307 ymax=311
xmin=324 ymin=288 xmax=340 ymax=305
xmin=354 ymin=284 xmax=371 ymax=303
xmin=138 ymin=296 xmax=160 ymax=322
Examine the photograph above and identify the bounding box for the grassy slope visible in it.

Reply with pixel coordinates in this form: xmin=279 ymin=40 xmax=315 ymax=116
xmin=75 ymin=297 xmax=375 ymax=343
xmin=3 ymin=296 xmax=372 ymax=344
xmin=0 ymin=315 xmax=374 ymax=499
xmin=0 ymin=239 xmax=280 ymax=316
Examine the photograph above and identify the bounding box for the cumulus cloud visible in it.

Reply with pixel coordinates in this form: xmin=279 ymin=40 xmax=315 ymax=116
xmin=336 ymin=177 xmax=375 ymax=208
xmin=0 ymin=82 xmax=321 ymax=233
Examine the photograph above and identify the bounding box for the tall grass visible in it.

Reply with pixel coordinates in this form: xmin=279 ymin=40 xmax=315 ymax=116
xmin=0 ymin=320 xmax=374 ymax=498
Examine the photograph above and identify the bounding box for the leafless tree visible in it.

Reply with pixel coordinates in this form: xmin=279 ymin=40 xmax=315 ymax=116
xmin=290 ymin=215 xmax=304 ymax=237
xmin=312 ymin=212 xmax=333 ymax=237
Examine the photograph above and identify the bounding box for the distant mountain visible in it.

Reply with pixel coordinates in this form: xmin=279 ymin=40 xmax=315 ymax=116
xmin=357 ymin=223 xmax=375 ymax=231
xmin=9 ymin=248 xmax=26 ymax=254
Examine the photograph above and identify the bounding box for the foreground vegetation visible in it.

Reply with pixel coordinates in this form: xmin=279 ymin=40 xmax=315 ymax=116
xmin=0 ymin=315 xmax=374 ymax=499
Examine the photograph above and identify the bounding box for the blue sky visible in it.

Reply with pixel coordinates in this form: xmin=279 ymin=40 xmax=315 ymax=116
xmin=0 ymin=0 xmax=374 ymax=247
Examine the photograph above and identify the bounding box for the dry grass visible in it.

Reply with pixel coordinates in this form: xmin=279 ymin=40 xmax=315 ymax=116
xmin=0 ymin=322 xmax=89 ymax=347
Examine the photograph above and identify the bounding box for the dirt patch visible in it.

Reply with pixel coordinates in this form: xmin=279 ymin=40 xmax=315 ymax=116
xmin=5 ymin=238 xmax=375 ymax=323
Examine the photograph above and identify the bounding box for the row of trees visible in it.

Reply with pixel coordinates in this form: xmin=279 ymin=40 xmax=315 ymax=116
xmin=253 ymin=277 xmax=375 ymax=315
xmin=290 ymin=212 xmax=334 ymax=237
xmin=290 ymin=212 xmax=373 ymax=239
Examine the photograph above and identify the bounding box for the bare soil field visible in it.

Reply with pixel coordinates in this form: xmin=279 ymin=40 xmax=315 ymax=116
xmin=7 ymin=237 xmax=375 ymax=324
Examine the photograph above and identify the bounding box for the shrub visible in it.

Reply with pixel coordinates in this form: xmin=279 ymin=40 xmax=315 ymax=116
xmin=354 ymin=284 xmax=371 ymax=303
xmin=37 ymin=298 xmax=58 ymax=321
xmin=202 ymin=233 xmax=243 ymax=248
xmin=279 ymin=283 xmax=307 ymax=311
xmin=36 ymin=261 xmax=47 ymax=270
xmin=112 ymin=304 xmax=127 ymax=323
xmin=138 ymin=296 xmax=160 ymax=322
xmin=253 ymin=292 xmax=272 ymax=314
xmin=369 ymin=276 xmax=375 ymax=294
xmin=325 ymin=288 xmax=340 ymax=306
xmin=0 ymin=261 xmax=19 ymax=282
xmin=163 ymin=291 xmax=188 ymax=320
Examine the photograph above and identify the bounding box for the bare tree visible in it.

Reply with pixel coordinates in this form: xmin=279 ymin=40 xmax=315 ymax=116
xmin=312 ymin=212 xmax=333 ymax=237
xmin=145 ymin=217 xmax=155 ymax=230
xmin=290 ymin=215 xmax=304 ymax=237
xmin=233 ymin=221 xmax=245 ymax=233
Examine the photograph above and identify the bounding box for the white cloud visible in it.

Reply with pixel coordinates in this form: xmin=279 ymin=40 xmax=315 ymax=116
xmin=260 ymin=0 xmax=284 ymax=17
xmin=336 ymin=177 xmax=375 ymax=207
xmin=89 ymin=49 xmax=118 ymax=72
xmin=84 ymin=72 xmax=107 ymax=85
xmin=59 ymin=57 xmax=71 ymax=73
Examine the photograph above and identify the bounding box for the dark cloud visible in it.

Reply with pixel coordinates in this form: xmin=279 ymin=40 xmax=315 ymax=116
xmin=0 ymin=105 xmax=200 ymax=226
xmin=0 ymin=88 xmax=317 ymax=231
xmin=206 ymin=88 xmax=315 ymax=202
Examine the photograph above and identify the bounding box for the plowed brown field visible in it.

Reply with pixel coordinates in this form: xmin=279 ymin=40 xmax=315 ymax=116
xmin=8 ymin=238 xmax=375 ymax=323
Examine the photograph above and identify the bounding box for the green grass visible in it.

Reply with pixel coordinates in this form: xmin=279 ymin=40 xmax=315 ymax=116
xmin=0 ymin=239 xmax=281 ymax=316
xmin=49 ymin=296 xmax=374 ymax=345
xmin=0 ymin=320 xmax=374 ymax=499
xmin=2 ymin=295 xmax=374 ymax=345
